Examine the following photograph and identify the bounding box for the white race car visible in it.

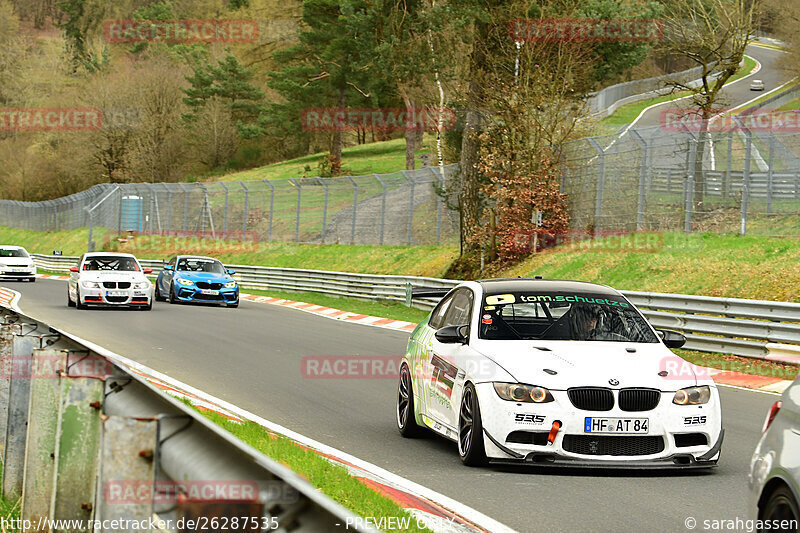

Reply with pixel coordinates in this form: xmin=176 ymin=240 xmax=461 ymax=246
xmin=397 ymin=279 xmax=724 ymax=468
xmin=0 ymin=245 xmax=37 ymax=282
xmin=67 ymin=252 xmax=154 ymax=310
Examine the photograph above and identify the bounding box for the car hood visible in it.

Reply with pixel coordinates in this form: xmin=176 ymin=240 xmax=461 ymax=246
xmin=470 ymin=339 xmax=701 ymax=391
xmin=174 ymin=272 xmax=233 ymax=283
xmin=79 ymin=271 xmax=148 ymax=282
xmin=0 ymin=259 xmax=34 ymax=266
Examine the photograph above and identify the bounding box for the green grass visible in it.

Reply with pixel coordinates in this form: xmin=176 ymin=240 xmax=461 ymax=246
xmin=196 ymin=409 xmax=430 ymax=533
xmin=599 ymin=56 xmax=759 ymax=128
xmin=0 ymin=466 xmax=20 ymax=532
xmin=0 ymin=227 xmax=459 ymax=278
xmin=243 ymin=287 xmax=430 ymax=323
xmin=215 ymin=137 xmax=437 ymax=182
xmin=676 ymin=349 xmax=798 ymax=380
xmin=501 ymin=232 xmax=800 ymax=303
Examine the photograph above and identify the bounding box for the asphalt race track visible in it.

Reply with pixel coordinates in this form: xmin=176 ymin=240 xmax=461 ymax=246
xmin=6 ymin=278 xmax=779 ymax=532
xmin=634 ymin=43 xmax=791 ymax=130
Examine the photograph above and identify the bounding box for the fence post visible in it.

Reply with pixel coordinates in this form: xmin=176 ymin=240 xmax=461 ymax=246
xmin=239 ymin=181 xmax=249 ymax=242
xmin=630 ymin=129 xmax=647 ymax=230
xmin=262 ymin=179 xmax=274 ymax=242
xmin=317 ymin=177 xmax=329 ymax=243
xmin=685 ymin=138 xmax=697 ymax=234
xmin=178 ymin=183 xmax=190 ymax=232
xmin=587 ymin=138 xmax=605 ymax=235
xmin=401 ymin=170 xmax=415 ymax=245
xmin=219 ymin=182 xmax=229 ymax=234
xmin=767 ymin=132 xmax=775 ymax=214
xmin=431 ymin=166 xmax=445 ymax=244
xmin=346 ymin=176 xmax=358 ymax=245
xmin=374 ymin=175 xmax=386 ymax=245
xmin=163 ymin=184 xmax=172 ymax=233
xmin=288 ymin=178 xmax=301 ymax=242
xmin=741 ymin=127 xmax=752 ymax=236
xmin=725 ymin=130 xmax=733 ymax=204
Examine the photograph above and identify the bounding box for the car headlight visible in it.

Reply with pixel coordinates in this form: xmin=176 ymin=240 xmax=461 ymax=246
xmin=177 ymin=278 xmax=194 ymax=286
xmin=673 ymin=385 xmax=711 ymax=405
xmin=493 ymin=383 xmax=554 ymax=403
xmin=134 ymin=281 xmax=150 ymax=289
xmin=224 ymin=281 xmax=237 ymax=288
xmin=81 ymin=281 xmax=100 ymax=289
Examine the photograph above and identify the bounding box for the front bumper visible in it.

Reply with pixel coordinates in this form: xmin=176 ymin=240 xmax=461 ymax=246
xmin=476 ymin=382 xmax=723 ymax=467
xmin=0 ymin=268 xmax=36 ymax=279
xmin=81 ymin=287 xmax=151 ymax=306
xmin=174 ymin=285 xmax=238 ymax=304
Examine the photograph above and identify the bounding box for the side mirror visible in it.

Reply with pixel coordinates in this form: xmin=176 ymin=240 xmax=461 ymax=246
xmin=164 ymin=264 xmax=173 ymax=271
xmin=143 ymin=268 xmax=153 ymax=274
xmin=69 ymin=266 xmax=79 ymax=273
xmin=227 ymin=269 xmax=235 ymax=275
xmin=657 ymin=329 xmax=686 ymax=349
xmin=435 ymin=324 xmax=469 ymax=344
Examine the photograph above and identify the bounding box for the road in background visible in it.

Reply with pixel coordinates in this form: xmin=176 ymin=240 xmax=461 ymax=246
xmin=9 ymin=279 xmax=778 ymax=532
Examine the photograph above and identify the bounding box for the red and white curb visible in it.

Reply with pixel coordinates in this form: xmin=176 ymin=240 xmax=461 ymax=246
xmin=239 ymin=293 xmax=417 ymax=332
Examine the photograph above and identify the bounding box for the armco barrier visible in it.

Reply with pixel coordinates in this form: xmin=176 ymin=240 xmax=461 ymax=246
xmin=31 ymin=254 xmax=800 ymax=361
xmin=0 ymin=301 xmax=376 ymax=531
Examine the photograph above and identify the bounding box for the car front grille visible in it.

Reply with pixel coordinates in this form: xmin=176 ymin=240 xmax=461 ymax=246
xmin=106 ymin=296 xmax=128 ymax=303
xmin=674 ymin=433 xmax=708 ymax=448
xmin=195 ymin=293 xmax=224 ymax=300
xmin=567 ymin=387 xmax=614 ymax=411
xmin=506 ymin=431 xmax=549 ymax=446
xmin=102 ymin=282 xmax=131 ymax=289
xmin=196 ymin=282 xmax=223 ymax=290
xmin=618 ymin=388 xmax=661 ymax=412
xmin=562 ymin=435 xmax=665 ymax=456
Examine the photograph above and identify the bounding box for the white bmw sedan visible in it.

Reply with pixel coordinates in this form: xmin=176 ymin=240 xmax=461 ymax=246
xmin=397 ymin=278 xmax=724 ymax=468
xmin=67 ymin=252 xmax=154 ymax=310
xmin=0 ymin=245 xmax=37 ymax=282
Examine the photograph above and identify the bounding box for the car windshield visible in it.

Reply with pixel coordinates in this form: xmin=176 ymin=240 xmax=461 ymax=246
xmin=0 ymin=248 xmax=28 ymax=258
xmin=176 ymin=258 xmax=225 ymax=274
xmin=479 ymin=291 xmax=658 ymax=343
xmin=82 ymin=256 xmax=140 ymax=271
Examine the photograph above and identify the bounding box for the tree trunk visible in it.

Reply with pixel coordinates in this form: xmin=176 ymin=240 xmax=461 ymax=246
xmin=458 ymin=20 xmax=489 ymax=255
xmin=404 ymin=96 xmax=416 ymax=170
xmin=330 ymin=87 xmax=345 ymax=175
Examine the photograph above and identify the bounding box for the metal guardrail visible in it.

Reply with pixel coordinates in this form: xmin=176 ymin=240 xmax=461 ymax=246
xmin=0 ymin=300 xmax=375 ymax=531
xmin=31 ymin=254 xmax=800 ymax=361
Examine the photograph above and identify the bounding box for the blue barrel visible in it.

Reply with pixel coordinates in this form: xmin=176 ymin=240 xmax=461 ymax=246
xmin=120 ymin=195 xmax=143 ymax=232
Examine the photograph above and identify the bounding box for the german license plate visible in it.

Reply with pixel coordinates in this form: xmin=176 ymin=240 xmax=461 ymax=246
xmin=10 ymin=268 xmax=26 ymax=273
xmin=107 ymin=290 xmax=126 ymax=297
xmin=584 ymin=417 xmax=649 ymax=434
xmin=201 ymin=289 xmax=219 ymax=295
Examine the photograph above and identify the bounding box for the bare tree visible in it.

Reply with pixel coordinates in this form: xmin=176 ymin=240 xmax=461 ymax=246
xmin=659 ymin=0 xmax=762 ymax=208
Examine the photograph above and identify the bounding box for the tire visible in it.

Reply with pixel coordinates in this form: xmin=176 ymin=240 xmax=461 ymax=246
xmin=169 ymin=282 xmax=177 ymax=304
xmin=67 ymin=287 xmax=75 ymax=307
xmin=75 ymin=288 xmax=86 ymax=310
xmin=154 ymin=283 xmax=165 ymax=302
xmin=458 ymin=382 xmax=487 ymax=466
xmin=760 ymin=485 xmax=800 ymax=527
xmin=29 ymin=277 xmax=35 ymax=283
xmin=228 ymin=300 xmax=239 ymax=308
xmin=144 ymin=299 xmax=153 ymax=311
xmin=397 ymin=364 xmax=422 ymax=437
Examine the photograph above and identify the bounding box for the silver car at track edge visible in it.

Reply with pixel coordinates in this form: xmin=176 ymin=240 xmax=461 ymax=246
xmin=749 ymin=377 xmax=800 ymax=531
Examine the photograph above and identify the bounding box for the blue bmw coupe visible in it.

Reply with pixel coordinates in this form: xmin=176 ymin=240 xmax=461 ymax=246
xmin=156 ymin=255 xmax=239 ymax=308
